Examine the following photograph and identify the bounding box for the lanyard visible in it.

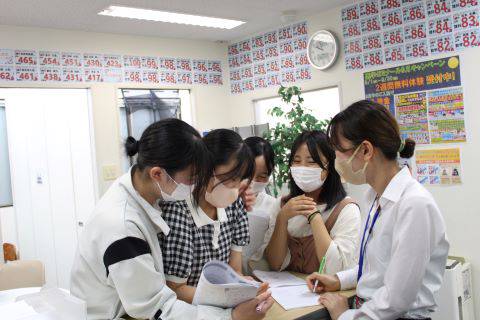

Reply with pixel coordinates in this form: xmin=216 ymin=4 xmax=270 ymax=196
xmin=357 ymin=198 xmax=381 ymax=282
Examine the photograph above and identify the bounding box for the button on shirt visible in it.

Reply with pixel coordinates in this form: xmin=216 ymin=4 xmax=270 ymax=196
xmin=336 ymin=167 xmax=449 ymax=320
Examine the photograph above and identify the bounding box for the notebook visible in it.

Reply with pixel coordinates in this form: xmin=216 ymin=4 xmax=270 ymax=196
xmin=192 ymin=260 xmax=260 ymax=308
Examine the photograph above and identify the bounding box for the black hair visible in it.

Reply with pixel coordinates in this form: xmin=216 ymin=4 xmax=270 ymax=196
xmin=244 ymin=136 xmax=275 ymax=176
xmin=203 ymin=129 xmax=255 ymax=187
xmin=286 ymin=130 xmax=346 ymax=211
xmin=125 ymin=118 xmax=211 ymax=203
xmin=327 ymin=100 xmax=416 ymax=160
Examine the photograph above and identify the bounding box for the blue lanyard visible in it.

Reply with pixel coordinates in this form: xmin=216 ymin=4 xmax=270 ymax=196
xmin=357 ymin=199 xmax=381 ymax=282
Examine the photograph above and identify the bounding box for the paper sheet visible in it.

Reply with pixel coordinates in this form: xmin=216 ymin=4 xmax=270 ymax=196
xmin=192 ymin=260 xmax=259 ymax=308
xmin=270 ymin=285 xmax=321 ymax=310
xmin=0 ymin=300 xmax=39 ymax=319
xmin=253 ymin=270 xmax=306 ymax=288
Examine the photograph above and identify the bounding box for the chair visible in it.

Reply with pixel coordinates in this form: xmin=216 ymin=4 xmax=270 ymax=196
xmin=0 ymin=260 xmax=45 ymax=290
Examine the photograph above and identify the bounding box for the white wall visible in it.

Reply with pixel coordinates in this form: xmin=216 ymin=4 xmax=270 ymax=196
xmin=0 ymin=25 xmax=232 ymax=195
xmin=225 ymin=5 xmax=480 ymax=319
xmin=0 ymin=206 xmax=17 ymax=250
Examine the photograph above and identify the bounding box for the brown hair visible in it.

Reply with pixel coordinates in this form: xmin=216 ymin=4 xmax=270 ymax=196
xmin=327 ymin=100 xmax=415 ymax=160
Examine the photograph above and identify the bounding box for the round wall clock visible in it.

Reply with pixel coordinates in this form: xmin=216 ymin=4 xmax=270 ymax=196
xmin=307 ymin=30 xmax=339 ymax=70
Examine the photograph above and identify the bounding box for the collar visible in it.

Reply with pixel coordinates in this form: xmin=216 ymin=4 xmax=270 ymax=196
xmin=118 ymin=167 xmax=171 ymax=236
xmin=366 ymin=166 xmax=412 ymax=208
xmin=186 ymin=199 xmax=228 ymax=228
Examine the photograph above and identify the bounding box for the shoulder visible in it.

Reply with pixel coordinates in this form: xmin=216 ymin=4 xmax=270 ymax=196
xmin=399 ymin=180 xmax=441 ymax=219
xmin=160 ymin=200 xmax=194 ymax=228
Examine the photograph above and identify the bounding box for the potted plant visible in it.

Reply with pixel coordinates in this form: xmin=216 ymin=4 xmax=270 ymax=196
xmin=264 ymin=86 xmax=330 ymax=196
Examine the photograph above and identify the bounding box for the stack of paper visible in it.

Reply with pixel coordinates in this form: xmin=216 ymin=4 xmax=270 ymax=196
xmin=193 ymin=260 xmax=260 ymax=308
xmin=0 ymin=301 xmax=39 ymax=319
xmin=253 ymin=270 xmax=321 ymax=310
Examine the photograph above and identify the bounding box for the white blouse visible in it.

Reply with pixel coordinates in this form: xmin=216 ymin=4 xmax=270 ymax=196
xmin=252 ymin=197 xmax=361 ymax=274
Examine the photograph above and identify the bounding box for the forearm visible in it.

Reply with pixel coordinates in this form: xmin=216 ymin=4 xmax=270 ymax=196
xmin=310 ymin=214 xmax=332 ymax=263
xmin=166 ymin=281 xmax=197 ymax=304
xmin=229 ymin=250 xmax=243 ymax=275
xmin=265 ymin=213 xmax=289 ymax=271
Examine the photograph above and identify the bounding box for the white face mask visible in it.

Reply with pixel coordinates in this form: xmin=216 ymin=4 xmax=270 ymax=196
xmin=334 ymin=144 xmax=368 ymax=185
xmin=291 ymin=166 xmax=325 ymax=192
xmin=250 ymin=181 xmax=269 ymax=194
xmin=205 ymin=177 xmax=239 ymax=208
xmin=155 ymin=171 xmax=192 ymax=202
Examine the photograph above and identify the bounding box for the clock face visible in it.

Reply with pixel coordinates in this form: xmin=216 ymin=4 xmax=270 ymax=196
xmin=307 ymin=30 xmax=338 ymax=70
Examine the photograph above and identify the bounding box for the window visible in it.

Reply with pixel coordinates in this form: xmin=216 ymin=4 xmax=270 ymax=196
xmin=118 ymin=89 xmax=193 ymax=172
xmin=0 ymin=101 xmax=13 ymax=206
xmin=253 ymin=86 xmax=341 ymax=126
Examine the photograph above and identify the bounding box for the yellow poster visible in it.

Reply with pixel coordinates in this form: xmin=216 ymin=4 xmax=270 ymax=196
xmin=415 ymin=148 xmax=461 ymax=186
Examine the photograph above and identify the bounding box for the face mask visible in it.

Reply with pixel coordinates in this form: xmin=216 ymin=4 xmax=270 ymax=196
xmin=205 ymin=177 xmax=239 ymax=208
xmin=250 ymin=181 xmax=269 ymax=194
xmin=291 ymin=166 xmax=325 ymax=192
xmin=335 ymin=144 xmax=369 ymax=185
xmin=155 ymin=171 xmax=192 ymax=202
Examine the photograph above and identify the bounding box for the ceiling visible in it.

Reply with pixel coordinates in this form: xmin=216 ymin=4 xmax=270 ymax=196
xmin=0 ymin=0 xmax=352 ymax=42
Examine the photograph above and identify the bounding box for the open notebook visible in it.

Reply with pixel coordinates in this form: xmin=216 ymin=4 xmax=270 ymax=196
xmin=253 ymin=270 xmax=321 ymax=310
xmin=192 ymin=260 xmax=260 ymax=308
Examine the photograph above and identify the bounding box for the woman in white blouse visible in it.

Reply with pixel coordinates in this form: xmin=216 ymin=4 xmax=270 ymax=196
xmin=260 ymin=130 xmax=361 ymax=275
xmin=307 ymin=100 xmax=449 ymax=320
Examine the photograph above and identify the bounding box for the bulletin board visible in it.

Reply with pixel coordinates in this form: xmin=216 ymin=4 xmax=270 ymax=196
xmin=0 ymin=49 xmax=223 ymax=85
xmin=341 ymin=0 xmax=480 ymax=71
xmin=364 ymin=56 xmax=466 ymax=144
xmin=227 ymin=21 xmax=311 ymax=94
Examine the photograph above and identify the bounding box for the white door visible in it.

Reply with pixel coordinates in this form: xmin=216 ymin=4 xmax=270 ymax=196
xmin=1 ymin=88 xmax=97 ymax=289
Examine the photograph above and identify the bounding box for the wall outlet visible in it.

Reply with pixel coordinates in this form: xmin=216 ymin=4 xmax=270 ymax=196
xmin=102 ymin=164 xmax=118 ymax=181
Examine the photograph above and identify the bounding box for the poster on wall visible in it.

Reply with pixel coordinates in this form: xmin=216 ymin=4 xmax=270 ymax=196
xmin=364 ymin=55 xmax=466 ymax=144
xmin=228 ymin=21 xmax=311 ymax=95
xmin=341 ymin=0 xmax=480 ymax=71
xmin=0 ymin=49 xmax=222 ymax=86
xmin=415 ymin=148 xmax=462 ymax=185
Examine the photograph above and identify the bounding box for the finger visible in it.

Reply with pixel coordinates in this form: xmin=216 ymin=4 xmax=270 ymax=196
xmin=254 ymin=290 xmax=272 ymax=304
xmin=257 ymin=282 xmax=269 ymax=295
xmin=297 ymin=195 xmax=314 ymax=201
xmin=257 ymin=297 xmax=275 ymax=314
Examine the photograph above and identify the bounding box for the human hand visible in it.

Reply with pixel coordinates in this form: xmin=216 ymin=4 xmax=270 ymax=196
xmin=306 ymin=272 xmax=341 ymax=293
xmin=319 ymin=293 xmax=349 ymax=320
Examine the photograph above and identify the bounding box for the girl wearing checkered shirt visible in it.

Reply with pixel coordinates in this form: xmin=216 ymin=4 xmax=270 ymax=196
xmin=160 ymin=129 xmax=255 ymax=304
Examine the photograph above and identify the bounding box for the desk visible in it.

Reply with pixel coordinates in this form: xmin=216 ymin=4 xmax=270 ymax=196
xmin=263 ymin=272 xmax=355 ymax=320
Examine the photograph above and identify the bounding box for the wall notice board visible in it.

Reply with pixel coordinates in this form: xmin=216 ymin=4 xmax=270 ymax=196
xmin=364 ymin=55 xmax=466 ymax=145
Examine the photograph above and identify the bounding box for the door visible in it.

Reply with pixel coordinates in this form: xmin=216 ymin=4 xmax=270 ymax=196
xmin=1 ymin=88 xmax=97 ymax=288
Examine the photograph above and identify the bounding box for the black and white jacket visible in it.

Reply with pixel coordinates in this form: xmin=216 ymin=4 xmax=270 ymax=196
xmin=70 ymin=168 xmax=232 ymax=320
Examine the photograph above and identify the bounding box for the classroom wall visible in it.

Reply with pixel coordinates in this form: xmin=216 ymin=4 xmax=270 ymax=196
xmin=225 ymin=5 xmax=480 ymax=319
xmin=0 ymin=25 xmax=231 ymax=195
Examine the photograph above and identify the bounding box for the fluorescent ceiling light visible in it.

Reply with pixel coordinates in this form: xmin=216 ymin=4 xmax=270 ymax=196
xmin=98 ymin=6 xmax=245 ymax=29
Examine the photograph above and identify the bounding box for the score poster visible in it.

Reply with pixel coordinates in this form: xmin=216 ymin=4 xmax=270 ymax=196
xmin=364 ymin=56 xmax=466 ymax=144
xmin=415 ymin=148 xmax=462 ymax=185
xmin=227 ymin=21 xmax=311 ymax=94
xmin=342 ymin=0 xmax=480 ymax=71
xmin=0 ymin=48 xmax=223 ymax=86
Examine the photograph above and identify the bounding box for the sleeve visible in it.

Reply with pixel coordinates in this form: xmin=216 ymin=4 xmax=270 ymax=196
xmin=250 ymin=197 xmax=282 ymax=261
xmin=230 ymin=198 xmax=250 ymax=252
xmin=336 ymin=265 xmax=359 ymax=291
xmin=324 ymin=203 xmax=362 ymax=274
xmin=161 ymin=203 xmax=194 ymax=283
xmin=342 ymin=196 xmax=440 ymax=320
xmin=101 ymin=220 xmax=231 ymax=320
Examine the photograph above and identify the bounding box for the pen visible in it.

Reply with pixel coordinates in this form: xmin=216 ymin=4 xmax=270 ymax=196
xmin=313 ymin=256 xmax=326 ymax=293
xmin=256 ymin=301 xmax=267 ymax=313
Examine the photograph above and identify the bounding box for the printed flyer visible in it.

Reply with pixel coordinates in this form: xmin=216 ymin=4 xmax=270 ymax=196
xmin=364 ymin=56 xmax=466 ymax=144
xmin=416 ymin=148 xmax=462 ymax=185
